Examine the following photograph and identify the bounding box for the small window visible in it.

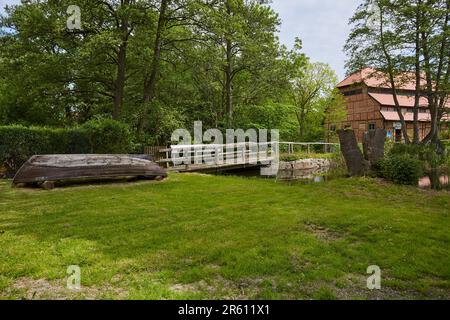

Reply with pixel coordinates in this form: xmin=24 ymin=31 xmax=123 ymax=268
xmin=343 ymin=89 xmax=363 ymax=97
xmin=330 ymin=125 xmax=337 ymax=132
xmin=369 ymin=123 xmax=376 ymax=130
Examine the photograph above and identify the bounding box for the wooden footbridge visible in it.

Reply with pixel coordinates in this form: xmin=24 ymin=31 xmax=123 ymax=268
xmin=145 ymin=142 xmax=339 ymax=173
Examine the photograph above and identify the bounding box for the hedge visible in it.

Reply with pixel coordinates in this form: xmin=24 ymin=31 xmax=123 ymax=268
xmin=377 ymin=153 xmax=424 ymax=185
xmin=0 ymin=119 xmax=132 ymax=174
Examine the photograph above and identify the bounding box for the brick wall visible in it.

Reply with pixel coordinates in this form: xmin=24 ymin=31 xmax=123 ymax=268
xmin=328 ymin=85 xmax=383 ymax=142
xmin=326 ymin=85 xmax=446 ymax=143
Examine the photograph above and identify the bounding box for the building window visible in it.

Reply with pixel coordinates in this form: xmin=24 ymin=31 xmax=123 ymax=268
xmin=330 ymin=125 xmax=337 ymax=132
xmin=343 ymin=89 xmax=363 ymax=97
xmin=368 ymin=123 xmax=376 ymax=130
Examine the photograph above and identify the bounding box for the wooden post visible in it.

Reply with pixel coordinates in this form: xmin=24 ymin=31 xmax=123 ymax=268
xmin=166 ymin=150 xmax=170 ymax=168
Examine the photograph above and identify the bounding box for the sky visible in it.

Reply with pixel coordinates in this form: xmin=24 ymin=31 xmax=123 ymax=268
xmin=270 ymin=0 xmax=362 ymax=80
xmin=1 ymin=0 xmax=362 ymax=80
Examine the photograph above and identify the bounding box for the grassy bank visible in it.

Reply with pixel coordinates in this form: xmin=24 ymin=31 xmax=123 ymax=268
xmin=280 ymin=152 xmax=337 ymax=162
xmin=0 ymin=174 xmax=449 ymax=300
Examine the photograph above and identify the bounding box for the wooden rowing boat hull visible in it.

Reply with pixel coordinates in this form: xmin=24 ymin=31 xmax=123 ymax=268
xmin=13 ymin=155 xmax=167 ymax=185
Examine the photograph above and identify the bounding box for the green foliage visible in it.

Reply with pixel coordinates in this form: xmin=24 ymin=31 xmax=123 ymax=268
xmin=389 ymin=143 xmax=447 ymax=169
xmin=441 ymin=129 xmax=450 ymax=140
xmin=442 ymin=140 xmax=450 ymax=150
xmin=233 ymin=103 xmax=299 ymax=141
xmin=280 ymin=152 xmax=336 ymax=162
xmin=81 ymin=119 xmax=131 ymax=154
xmin=286 ymin=58 xmax=347 ymax=142
xmin=378 ymin=142 xmax=450 ymax=185
xmin=378 ymin=154 xmax=424 ymax=185
xmin=0 ymin=120 xmax=132 ymax=174
xmin=0 ymin=125 xmax=68 ymax=174
xmin=0 ymin=0 xmax=332 ymax=143
xmin=280 ymin=154 xmax=299 ymax=162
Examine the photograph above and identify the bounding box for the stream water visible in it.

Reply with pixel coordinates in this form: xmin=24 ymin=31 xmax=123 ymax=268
xmin=419 ymin=173 xmax=450 ymax=190
xmin=221 ymin=166 xmax=333 ymax=184
xmin=222 ymin=166 xmax=450 ymax=190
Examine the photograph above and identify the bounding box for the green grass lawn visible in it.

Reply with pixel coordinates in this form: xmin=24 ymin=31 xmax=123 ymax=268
xmin=0 ymin=174 xmax=449 ymax=300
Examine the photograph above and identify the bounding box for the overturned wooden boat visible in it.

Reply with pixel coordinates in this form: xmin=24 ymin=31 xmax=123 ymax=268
xmin=13 ymin=155 xmax=167 ymax=189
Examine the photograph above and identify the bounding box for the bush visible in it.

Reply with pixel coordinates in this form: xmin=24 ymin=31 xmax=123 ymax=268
xmin=388 ymin=143 xmax=422 ymax=158
xmin=443 ymin=140 xmax=450 ymax=153
xmin=378 ymin=154 xmax=424 ymax=185
xmin=389 ymin=142 xmax=447 ymax=169
xmin=0 ymin=120 xmax=132 ymax=174
xmin=81 ymin=119 xmax=131 ymax=154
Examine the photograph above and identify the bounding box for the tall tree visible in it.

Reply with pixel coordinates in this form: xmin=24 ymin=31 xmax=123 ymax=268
xmin=195 ymin=0 xmax=280 ymax=126
xmin=345 ymin=0 xmax=450 ymax=146
xmin=289 ymin=59 xmax=345 ymax=140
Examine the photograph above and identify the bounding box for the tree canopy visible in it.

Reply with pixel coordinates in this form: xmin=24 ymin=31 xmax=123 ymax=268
xmin=0 ymin=0 xmax=344 ymax=145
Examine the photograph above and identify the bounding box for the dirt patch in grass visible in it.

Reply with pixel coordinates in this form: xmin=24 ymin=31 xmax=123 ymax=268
xmin=303 ymin=222 xmax=343 ymax=242
xmin=300 ymin=273 xmax=450 ymax=300
xmin=4 ymin=277 xmax=127 ymax=300
xmin=169 ymin=276 xmax=270 ymax=299
xmin=170 ymin=282 xmax=202 ymax=294
xmin=170 ymin=273 xmax=450 ymax=300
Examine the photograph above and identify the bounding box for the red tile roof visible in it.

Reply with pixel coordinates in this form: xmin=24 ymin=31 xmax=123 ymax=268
xmin=368 ymin=92 xmax=450 ymax=109
xmin=381 ymin=110 xmax=429 ymax=122
xmin=368 ymin=93 xmax=429 ymax=108
xmin=380 ymin=110 xmax=450 ymax=122
xmin=337 ymin=67 xmax=426 ymax=90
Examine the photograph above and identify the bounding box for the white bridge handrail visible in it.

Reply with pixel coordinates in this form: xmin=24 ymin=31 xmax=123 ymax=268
xmin=157 ymin=141 xmax=340 ymax=166
xmin=169 ymin=141 xmax=339 ymax=149
xmin=170 ymin=141 xmax=279 ymax=149
xmin=280 ymin=142 xmax=339 ymax=146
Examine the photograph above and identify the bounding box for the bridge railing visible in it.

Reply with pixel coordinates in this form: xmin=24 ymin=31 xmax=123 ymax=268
xmin=280 ymin=142 xmax=340 ymax=155
xmin=149 ymin=141 xmax=340 ymax=169
xmin=156 ymin=141 xmax=278 ymax=169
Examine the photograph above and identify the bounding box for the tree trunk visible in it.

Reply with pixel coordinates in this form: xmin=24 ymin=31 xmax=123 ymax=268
xmin=379 ymin=6 xmax=410 ymax=143
xmin=113 ymin=42 xmax=127 ymax=120
xmin=422 ymin=2 xmax=449 ymax=147
xmin=296 ymin=108 xmax=306 ymax=139
xmin=112 ymin=0 xmax=131 ymax=120
xmin=421 ymin=32 xmax=440 ymax=146
xmin=412 ymin=0 xmax=422 ymax=144
xmin=225 ymin=39 xmax=233 ymax=126
xmin=224 ymin=2 xmax=233 ymax=126
xmin=138 ymin=0 xmax=169 ymax=132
